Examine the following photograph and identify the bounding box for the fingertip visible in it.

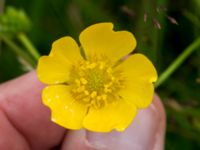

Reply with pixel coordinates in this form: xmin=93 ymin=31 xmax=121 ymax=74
xmin=0 ymin=110 xmax=30 ymax=150
xmin=0 ymin=71 xmax=66 ymax=149
xmin=152 ymin=94 xmax=166 ymax=150
xmin=0 ymin=71 xmax=44 ymax=94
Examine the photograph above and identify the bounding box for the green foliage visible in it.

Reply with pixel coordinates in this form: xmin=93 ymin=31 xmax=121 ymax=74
xmin=0 ymin=6 xmax=31 ymax=36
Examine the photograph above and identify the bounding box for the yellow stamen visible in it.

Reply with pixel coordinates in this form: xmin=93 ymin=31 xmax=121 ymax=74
xmin=87 ymin=63 xmax=97 ymax=69
xmin=80 ymin=78 xmax=88 ymax=85
xmin=91 ymin=91 xmax=97 ymax=98
xmin=70 ymin=57 xmax=124 ymax=109
xmin=84 ymin=90 xmax=89 ymax=95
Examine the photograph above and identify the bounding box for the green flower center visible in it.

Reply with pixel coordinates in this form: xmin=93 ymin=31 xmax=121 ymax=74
xmin=69 ymin=57 xmax=124 ymax=109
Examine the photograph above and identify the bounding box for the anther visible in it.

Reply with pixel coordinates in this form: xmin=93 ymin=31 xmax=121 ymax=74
xmin=104 ymin=88 xmax=112 ymax=93
xmin=104 ymin=82 xmax=112 ymax=88
xmin=97 ymin=96 xmax=101 ymax=100
xmin=91 ymin=91 xmax=97 ymax=98
xmin=77 ymin=86 xmax=85 ymax=92
xmin=83 ymin=97 xmax=90 ymax=102
xmin=80 ymin=78 xmax=88 ymax=85
xmin=87 ymin=63 xmax=97 ymax=69
xmin=101 ymin=94 xmax=107 ymax=100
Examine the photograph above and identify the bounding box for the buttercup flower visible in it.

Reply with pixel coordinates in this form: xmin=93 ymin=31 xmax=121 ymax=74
xmin=37 ymin=23 xmax=157 ymax=132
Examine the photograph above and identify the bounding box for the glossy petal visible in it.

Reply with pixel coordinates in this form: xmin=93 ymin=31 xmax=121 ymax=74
xmin=37 ymin=56 xmax=71 ymax=84
xmin=118 ymin=54 xmax=157 ymax=108
xmin=79 ymin=23 xmax=136 ymax=62
xmin=83 ymin=100 xmax=137 ymax=132
xmin=50 ymin=36 xmax=82 ymax=63
xmin=42 ymin=85 xmax=88 ymax=130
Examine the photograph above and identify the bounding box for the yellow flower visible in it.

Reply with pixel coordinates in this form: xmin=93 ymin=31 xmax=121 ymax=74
xmin=37 ymin=23 xmax=157 ymax=132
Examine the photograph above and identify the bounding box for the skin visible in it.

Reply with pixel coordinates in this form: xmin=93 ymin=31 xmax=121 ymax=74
xmin=0 ymin=71 xmax=165 ymax=150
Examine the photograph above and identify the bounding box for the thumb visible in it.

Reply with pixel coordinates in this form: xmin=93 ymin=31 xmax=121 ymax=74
xmin=61 ymin=94 xmax=165 ymax=150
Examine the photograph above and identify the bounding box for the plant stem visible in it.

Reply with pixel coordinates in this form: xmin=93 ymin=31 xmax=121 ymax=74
xmin=155 ymin=37 xmax=200 ymax=88
xmin=0 ymin=34 xmax=36 ymax=68
xmin=17 ymin=32 xmax=40 ymax=61
xmin=184 ymin=11 xmax=200 ymax=28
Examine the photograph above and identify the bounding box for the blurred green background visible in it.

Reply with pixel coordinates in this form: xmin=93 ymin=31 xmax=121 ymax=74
xmin=0 ymin=0 xmax=200 ymax=149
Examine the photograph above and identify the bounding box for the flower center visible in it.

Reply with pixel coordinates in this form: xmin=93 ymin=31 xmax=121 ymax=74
xmin=69 ymin=57 xmax=124 ymax=109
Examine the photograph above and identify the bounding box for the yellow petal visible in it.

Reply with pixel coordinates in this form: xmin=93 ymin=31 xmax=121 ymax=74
xmin=42 ymin=85 xmax=88 ymax=130
xmin=79 ymin=23 xmax=136 ymax=62
xmin=50 ymin=36 xmax=82 ymax=63
xmin=118 ymin=54 xmax=157 ymax=108
xmin=37 ymin=56 xmax=71 ymax=84
xmin=83 ymin=100 xmax=137 ymax=132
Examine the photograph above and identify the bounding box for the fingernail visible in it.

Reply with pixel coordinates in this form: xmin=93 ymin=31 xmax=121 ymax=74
xmin=86 ymin=100 xmax=162 ymax=150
